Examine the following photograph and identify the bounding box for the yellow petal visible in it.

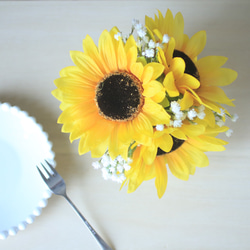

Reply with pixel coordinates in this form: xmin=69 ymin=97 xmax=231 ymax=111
xmin=143 ymin=98 xmax=170 ymax=125
xmin=130 ymin=62 xmax=144 ymax=80
xmin=169 ymin=57 xmax=185 ymax=79
xmin=70 ymin=51 xmax=104 ymax=82
xmin=173 ymin=12 xmax=184 ymax=49
xmin=184 ymin=30 xmax=206 ymax=59
xmin=197 ymin=86 xmax=235 ymax=106
xmin=163 ymin=71 xmax=179 ymax=97
xmin=59 ymin=66 xmax=83 ymax=78
xmin=167 ymin=153 xmax=189 ymax=180
xmin=132 ymin=112 xmax=153 ymax=137
xmin=98 ymin=30 xmax=117 ymax=72
xmin=180 ymin=91 xmax=194 ymax=110
xmin=126 ymin=46 xmax=137 ymax=71
xmin=197 ymin=56 xmax=228 ymax=74
xmin=143 ymin=80 xmax=164 ymax=98
xmin=155 ymin=157 xmax=168 ymax=198
xmin=141 ymin=144 xmax=157 ymax=165
xmin=117 ymin=39 xmax=127 ymax=71
xmin=177 ymin=73 xmax=200 ymax=90
xmin=201 ymin=68 xmax=238 ymax=86
xmin=82 ymin=35 xmax=109 ymax=74
xmin=157 ymin=133 xmax=173 ymax=153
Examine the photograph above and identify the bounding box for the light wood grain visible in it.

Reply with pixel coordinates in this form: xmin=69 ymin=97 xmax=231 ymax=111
xmin=0 ymin=1 xmax=249 ymax=249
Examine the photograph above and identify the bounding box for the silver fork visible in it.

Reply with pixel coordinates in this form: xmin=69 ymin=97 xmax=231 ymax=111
xmin=36 ymin=160 xmax=113 ymax=250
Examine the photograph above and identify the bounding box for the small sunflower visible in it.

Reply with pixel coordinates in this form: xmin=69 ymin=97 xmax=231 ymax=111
xmin=146 ymin=9 xmax=238 ymax=114
xmin=52 ymin=27 xmax=170 ymax=159
xmin=125 ymin=123 xmax=228 ymax=198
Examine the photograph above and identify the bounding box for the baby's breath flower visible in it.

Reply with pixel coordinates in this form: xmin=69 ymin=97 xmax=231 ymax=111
xmin=92 ymin=152 xmax=132 ymax=183
xmin=170 ymin=101 xmax=181 ymax=114
xmin=225 ymin=129 xmax=233 ymax=137
xmin=144 ymin=48 xmax=154 ymax=58
xmin=173 ymin=120 xmax=183 ymax=128
xmin=187 ymin=109 xmax=197 ymax=120
xmin=162 ymin=34 xmax=170 ymax=43
xmin=114 ymin=32 xmax=122 ymax=41
xmin=156 ymin=124 xmax=164 ymax=131
xmin=148 ymin=40 xmax=156 ymax=48
xmin=92 ymin=161 xmax=101 ymax=169
xmin=231 ymin=113 xmax=239 ymax=122
xmin=137 ymin=29 xmax=146 ymax=38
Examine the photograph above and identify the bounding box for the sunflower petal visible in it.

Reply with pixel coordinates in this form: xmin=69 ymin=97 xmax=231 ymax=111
xmin=197 ymin=86 xmax=235 ymax=106
xmin=155 ymin=157 xmax=168 ymax=198
xmin=70 ymin=51 xmax=104 ymax=82
xmin=82 ymin=35 xmax=109 ymax=74
xmin=197 ymin=56 xmax=228 ymax=74
xmin=98 ymin=30 xmax=117 ymax=72
xmin=184 ymin=30 xmax=206 ymax=59
xmin=180 ymin=91 xmax=194 ymax=110
xmin=163 ymin=71 xmax=179 ymax=97
xmin=201 ymin=68 xmax=238 ymax=86
xmin=169 ymin=57 xmax=185 ymax=79
xmin=143 ymin=98 xmax=170 ymax=125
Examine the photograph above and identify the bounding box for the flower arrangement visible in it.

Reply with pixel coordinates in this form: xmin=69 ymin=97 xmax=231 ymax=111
xmin=53 ymin=9 xmax=238 ymax=198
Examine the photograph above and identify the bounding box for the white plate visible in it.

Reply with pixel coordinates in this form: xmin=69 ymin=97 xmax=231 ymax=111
xmin=0 ymin=103 xmax=55 ymax=239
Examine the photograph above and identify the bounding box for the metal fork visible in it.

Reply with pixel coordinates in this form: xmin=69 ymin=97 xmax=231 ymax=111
xmin=36 ymin=160 xmax=113 ymax=250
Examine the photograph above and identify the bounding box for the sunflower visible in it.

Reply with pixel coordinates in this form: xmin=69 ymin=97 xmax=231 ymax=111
xmin=52 ymin=27 xmax=170 ymax=159
xmin=124 ymin=123 xmax=228 ymax=198
xmin=145 ymin=9 xmax=238 ymax=114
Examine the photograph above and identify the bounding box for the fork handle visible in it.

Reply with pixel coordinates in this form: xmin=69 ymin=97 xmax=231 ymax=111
xmin=63 ymin=194 xmax=113 ymax=250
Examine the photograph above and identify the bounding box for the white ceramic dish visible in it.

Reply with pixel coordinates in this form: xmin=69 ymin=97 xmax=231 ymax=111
xmin=0 ymin=103 xmax=55 ymax=239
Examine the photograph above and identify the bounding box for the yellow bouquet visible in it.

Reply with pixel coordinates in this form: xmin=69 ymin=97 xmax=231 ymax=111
xmin=53 ymin=9 xmax=238 ymax=198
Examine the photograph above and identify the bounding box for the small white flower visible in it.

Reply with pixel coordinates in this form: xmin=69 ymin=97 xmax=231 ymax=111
xmin=124 ymin=163 xmax=131 ymax=171
xmin=109 ymin=166 xmax=116 ymax=173
xmin=156 ymin=124 xmax=164 ymax=131
xmin=116 ymin=155 xmax=123 ymax=163
xmin=187 ymin=109 xmax=197 ymax=120
xmin=197 ymin=111 xmax=206 ymax=120
xmin=110 ymin=159 xmax=117 ymax=167
xmin=231 ymin=113 xmax=239 ymax=122
xmin=92 ymin=161 xmax=101 ymax=169
xmin=217 ymin=119 xmax=225 ymax=127
xmin=137 ymin=29 xmax=146 ymax=38
xmin=170 ymin=101 xmax=181 ymax=114
xmin=225 ymin=129 xmax=233 ymax=137
xmin=148 ymin=39 xmax=155 ymax=48
xmin=175 ymin=111 xmax=184 ymax=120
xmin=198 ymin=105 xmax=205 ymax=112
xmin=162 ymin=34 xmax=170 ymax=44
xmin=127 ymin=158 xmax=133 ymax=164
xmin=114 ymin=32 xmax=121 ymax=41
xmin=134 ymin=22 xmax=143 ymax=30
xmin=143 ymin=36 xmax=149 ymax=44
xmin=132 ymin=18 xmax=139 ymax=26
xmin=144 ymin=48 xmax=155 ymax=58
xmin=218 ymin=108 xmax=225 ymax=117
xmin=117 ymin=164 xmax=124 ymax=173
xmin=173 ymin=120 xmax=183 ymax=127
xmin=101 ymin=154 xmax=110 ymax=167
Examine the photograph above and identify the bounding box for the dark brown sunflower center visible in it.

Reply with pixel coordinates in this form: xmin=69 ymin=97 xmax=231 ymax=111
xmin=173 ymin=50 xmax=200 ymax=80
xmin=157 ymin=136 xmax=185 ymax=156
xmin=95 ymin=72 xmax=144 ymax=121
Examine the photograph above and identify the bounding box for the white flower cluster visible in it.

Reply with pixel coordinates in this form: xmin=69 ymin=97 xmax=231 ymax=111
xmin=92 ymin=152 xmax=132 ymax=183
xmin=131 ymin=19 xmax=170 ymax=60
xmin=214 ymin=109 xmax=239 ymax=137
xmin=168 ymin=101 xmax=206 ymax=127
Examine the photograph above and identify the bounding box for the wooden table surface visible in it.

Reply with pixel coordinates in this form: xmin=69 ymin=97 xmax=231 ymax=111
xmin=0 ymin=1 xmax=249 ymax=249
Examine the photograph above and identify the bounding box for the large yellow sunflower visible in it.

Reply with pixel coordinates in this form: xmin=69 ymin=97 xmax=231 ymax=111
xmin=52 ymin=27 xmax=170 ymax=159
xmin=124 ymin=123 xmax=228 ymax=198
xmin=145 ymin=9 xmax=237 ymax=114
